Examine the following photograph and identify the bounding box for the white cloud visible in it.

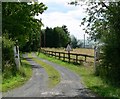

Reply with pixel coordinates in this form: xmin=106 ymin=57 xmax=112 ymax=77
xmin=36 ymin=0 xmax=89 ymax=40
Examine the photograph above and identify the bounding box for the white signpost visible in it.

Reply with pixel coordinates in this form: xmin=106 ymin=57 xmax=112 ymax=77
xmin=13 ymin=45 xmax=20 ymax=70
xmin=65 ymin=44 xmax=72 ymax=63
xmin=65 ymin=44 xmax=72 ymax=52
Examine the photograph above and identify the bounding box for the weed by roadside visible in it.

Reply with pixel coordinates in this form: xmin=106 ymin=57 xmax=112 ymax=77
xmin=2 ymin=59 xmax=32 ymax=92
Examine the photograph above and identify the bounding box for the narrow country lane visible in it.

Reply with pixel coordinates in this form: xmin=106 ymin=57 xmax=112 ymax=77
xmin=3 ymin=54 xmax=96 ymax=97
xmin=35 ymin=55 xmax=96 ymax=97
xmin=3 ymin=55 xmax=49 ymax=97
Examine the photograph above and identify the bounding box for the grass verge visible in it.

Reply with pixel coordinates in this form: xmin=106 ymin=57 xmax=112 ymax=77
xmin=37 ymin=52 xmax=120 ymax=98
xmin=2 ymin=59 xmax=32 ymax=92
xmin=28 ymin=53 xmax=61 ymax=88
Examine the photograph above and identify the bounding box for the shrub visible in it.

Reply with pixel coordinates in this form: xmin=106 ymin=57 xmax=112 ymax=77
xmin=2 ymin=36 xmax=17 ymax=78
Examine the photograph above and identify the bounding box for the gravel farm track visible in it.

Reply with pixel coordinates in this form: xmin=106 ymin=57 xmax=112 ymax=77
xmin=3 ymin=54 xmax=96 ymax=97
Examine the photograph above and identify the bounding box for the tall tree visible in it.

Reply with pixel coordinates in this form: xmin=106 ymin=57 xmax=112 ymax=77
xmin=71 ymin=1 xmax=120 ymax=85
xmin=45 ymin=27 xmax=55 ymax=47
xmin=54 ymin=26 xmax=70 ymax=47
xmin=70 ymin=35 xmax=78 ymax=48
xmin=42 ymin=26 xmax=70 ymax=48
xmin=2 ymin=2 xmax=47 ymax=76
xmin=2 ymin=2 xmax=47 ymax=51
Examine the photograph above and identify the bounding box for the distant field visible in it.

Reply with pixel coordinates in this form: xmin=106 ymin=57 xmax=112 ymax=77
xmin=41 ymin=48 xmax=94 ymax=62
xmin=41 ymin=48 xmax=94 ymax=56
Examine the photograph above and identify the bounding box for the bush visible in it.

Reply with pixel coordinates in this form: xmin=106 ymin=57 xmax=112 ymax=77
xmin=2 ymin=36 xmax=17 ymax=78
xmin=98 ymin=34 xmax=120 ymax=86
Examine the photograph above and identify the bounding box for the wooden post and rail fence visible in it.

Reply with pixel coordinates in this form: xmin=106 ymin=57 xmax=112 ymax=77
xmin=40 ymin=49 xmax=94 ymax=64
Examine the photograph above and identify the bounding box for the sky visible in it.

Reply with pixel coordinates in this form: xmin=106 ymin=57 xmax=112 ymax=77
xmin=36 ymin=0 xmax=89 ymax=40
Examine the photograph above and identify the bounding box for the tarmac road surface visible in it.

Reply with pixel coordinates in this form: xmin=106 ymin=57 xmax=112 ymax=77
xmin=3 ymin=54 xmax=96 ymax=97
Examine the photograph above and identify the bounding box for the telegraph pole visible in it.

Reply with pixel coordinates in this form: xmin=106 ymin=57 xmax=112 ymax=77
xmin=44 ymin=32 xmax=45 ymax=47
xmin=84 ymin=34 xmax=85 ymax=48
xmin=38 ymin=30 xmax=41 ymax=56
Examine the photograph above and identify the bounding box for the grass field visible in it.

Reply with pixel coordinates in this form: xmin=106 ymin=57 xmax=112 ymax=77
xmin=41 ymin=48 xmax=94 ymax=62
xmin=42 ymin=48 xmax=94 ymax=56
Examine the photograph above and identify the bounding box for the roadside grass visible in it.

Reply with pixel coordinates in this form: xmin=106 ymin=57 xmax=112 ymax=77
xmin=0 ymin=37 xmax=2 ymax=92
xmin=28 ymin=53 xmax=61 ymax=88
xmin=37 ymin=52 xmax=120 ymax=98
xmin=2 ymin=59 xmax=32 ymax=92
xmin=0 ymin=78 xmax=1 ymax=92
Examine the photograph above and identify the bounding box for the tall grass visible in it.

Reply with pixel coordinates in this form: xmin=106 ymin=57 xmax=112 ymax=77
xmin=2 ymin=59 xmax=32 ymax=92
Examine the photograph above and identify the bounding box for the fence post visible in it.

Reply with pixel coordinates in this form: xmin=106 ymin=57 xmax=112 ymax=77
xmin=52 ymin=51 xmax=53 ymax=56
xmin=53 ymin=52 xmax=55 ymax=57
xmin=76 ymin=54 xmax=78 ymax=63
xmin=59 ymin=52 xmax=60 ymax=59
xmin=49 ymin=51 xmax=51 ymax=56
xmin=68 ymin=51 xmax=70 ymax=63
xmin=63 ymin=53 xmax=65 ymax=61
xmin=85 ymin=55 xmax=87 ymax=62
xmin=55 ymin=52 xmax=56 ymax=58
xmin=45 ymin=50 xmax=46 ymax=54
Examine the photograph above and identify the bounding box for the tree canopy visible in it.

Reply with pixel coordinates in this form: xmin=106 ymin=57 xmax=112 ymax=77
xmin=74 ymin=1 xmax=120 ymax=85
xmin=2 ymin=2 xmax=47 ymax=51
xmin=41 ymin=26 xmax=71 ymax=48
xmin=2 ymin=2 xmax=47 ymax=76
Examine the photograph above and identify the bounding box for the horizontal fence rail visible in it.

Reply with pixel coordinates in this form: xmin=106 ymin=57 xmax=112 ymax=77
xmin=40 ymin=49 xmax=94 ymax=64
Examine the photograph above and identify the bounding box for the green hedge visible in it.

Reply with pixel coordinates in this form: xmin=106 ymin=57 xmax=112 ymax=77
xmin=2 ymin=36 xmax=16 ymax=78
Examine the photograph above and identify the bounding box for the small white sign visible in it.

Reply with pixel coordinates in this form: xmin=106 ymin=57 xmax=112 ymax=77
xmin=66 ymin=44 xmax=72 ymax=52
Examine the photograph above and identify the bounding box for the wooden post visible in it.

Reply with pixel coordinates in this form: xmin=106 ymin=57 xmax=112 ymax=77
xmin=84 ymin=34 xmax=85 ymax=48
xmin=65 ymin=44 xmax=72 ymax=63
xmin=76 ymin=54 xmax=78 ymax=63
xmin=52 ymin=51 xmax=53 ymax=56
xmin=59 ymin=52 xmax=60 ymax=59
xmin=44 ymin=31 xmax=46 ymax=47
xmin=63 ymin=53 xmax=65 ymax=61
xmin=55 ymin=52 xmax=56 ymax=57
xmin=85 ymin=55 xmax=87 ymax=62
xmin=53 ymin=52 xmax=55 ymax=57
xmin=68 ymin=51 xmax=70 ymax=63
xmin=49 ymin=51 xmax=50 ymax=56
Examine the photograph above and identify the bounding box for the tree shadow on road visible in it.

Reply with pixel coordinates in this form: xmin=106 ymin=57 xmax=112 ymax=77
xmin=75 ymin=87 xmax=98 ymax=97
xmin=75 ymin=87 xmax=118 ymax=99
xmin=22 ymin=57 xmax=43 ymax=69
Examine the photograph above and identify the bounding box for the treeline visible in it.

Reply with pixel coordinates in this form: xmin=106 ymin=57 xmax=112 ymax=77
xmin=41 ymin=25 xmax=71 ymax=48
xmin=41 ymin=27 xmax=84 ymax=48
xmin=70 ymin=35 xmax=83 ymax=48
